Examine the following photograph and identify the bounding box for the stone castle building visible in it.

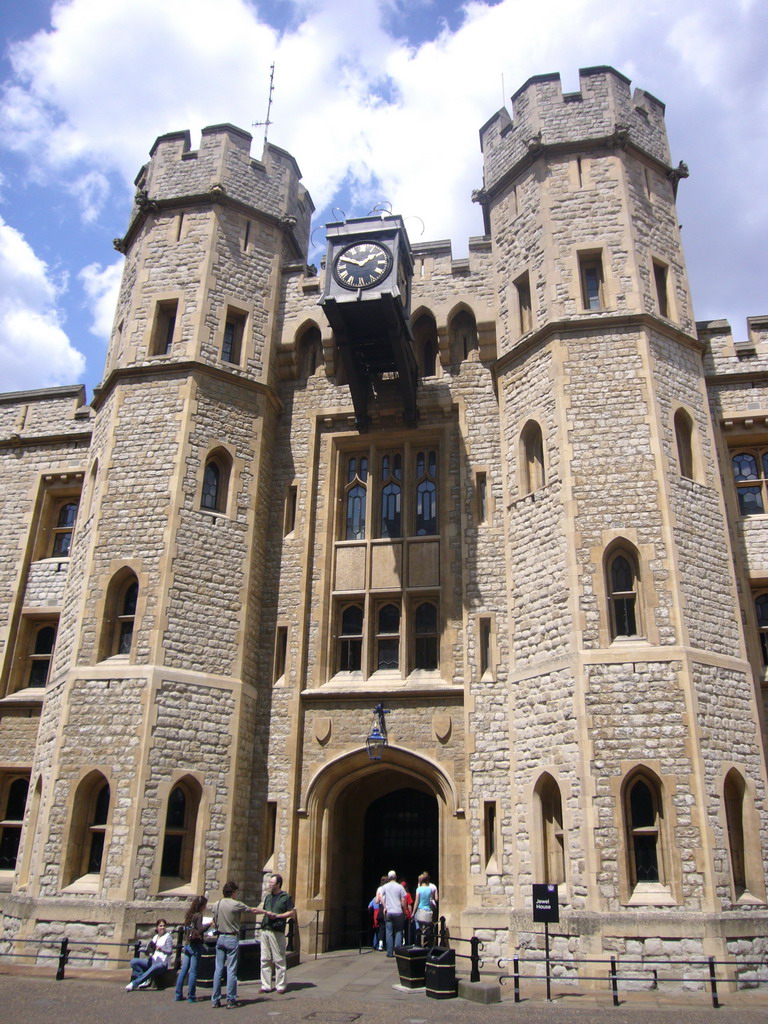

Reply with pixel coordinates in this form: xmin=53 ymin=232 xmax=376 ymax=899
xmin=1 ymin=66 xmax=767 ymax=970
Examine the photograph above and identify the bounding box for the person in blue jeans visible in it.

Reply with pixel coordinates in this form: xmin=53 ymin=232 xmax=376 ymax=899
xmin=210 ymin=881 xmax=258 ymax=1008
xmin=378 ymin=871 xmax=407 ymax=957
xmin=126 ymin=919 xmax=173 ymax=991
xmin=175 ymin=894 xmax=208 ymax=1002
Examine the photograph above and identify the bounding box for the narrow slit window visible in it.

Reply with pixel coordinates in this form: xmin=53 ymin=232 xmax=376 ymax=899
xmin=477 ymin=471 xmax=487 ymax=523
xmin=222 ymin=308 xmax=245 ymax=365
xmin=484 ymin=801 xmax=497 ymax=866
xmin=724 ymin=770 xmax=747 ymax=895
xmin=653 ymin=261 xmax=669 ymax=318
xmin=150 ymin=300 xmax=178 ymax=356
xmin=515 ymin=272 xmax=532 ymax=334
xmin=579 ymin=255 xmax=604 ymax=311
xmin=674 ymin=409 xmax=694 ymax=480
xmin=754 ymin=593 xmax=768 ymax=666
xmin=274 ymin=627 xmax=288 ymax=681
xmin=284 ymin=485 xmax=298 ymax=536
xmin=264 ymin=801 xmax=277 ymax=865
xmin=479 ymin=617 xmax=492 ymax=677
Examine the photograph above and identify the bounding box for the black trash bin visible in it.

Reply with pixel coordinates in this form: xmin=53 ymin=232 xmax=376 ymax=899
xmin=425 ymin=946 xmax=457 ymax=999
xmin=196 ymin=937 xmax=261 ymax=986
xmin=394 ymin=945 xmax=428 ymax=988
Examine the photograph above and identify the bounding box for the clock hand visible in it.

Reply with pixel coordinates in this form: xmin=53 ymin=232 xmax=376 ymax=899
xmin=338 ymin=255 xmax=365 ymax=267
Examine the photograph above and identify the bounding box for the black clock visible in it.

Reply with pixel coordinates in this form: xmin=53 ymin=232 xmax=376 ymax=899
xmin=333 ymin=241 xmax=393 ymax=290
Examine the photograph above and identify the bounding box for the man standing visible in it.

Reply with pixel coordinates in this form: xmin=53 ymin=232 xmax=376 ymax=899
xmin=210 ymin=881 xmax=258 ymax=1009
xmin=259 ymin=874 xmax=296 ymax=994
xmin=379 ymin=870 xmax=407 ymax=958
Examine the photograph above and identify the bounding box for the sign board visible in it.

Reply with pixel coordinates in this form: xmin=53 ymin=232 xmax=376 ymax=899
xmin=532 ymin=883 xmax=559 ymax=923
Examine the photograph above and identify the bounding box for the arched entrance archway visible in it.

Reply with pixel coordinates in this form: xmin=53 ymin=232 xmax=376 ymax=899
xmin=363 ymin=788 xmax=439 ymax=908
xmin=298 ymin=746 xmax=457 ymax=951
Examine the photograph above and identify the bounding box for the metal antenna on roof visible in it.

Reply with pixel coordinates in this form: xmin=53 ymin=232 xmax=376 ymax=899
xmin=253 ymin=63 xmax=276 ymax=146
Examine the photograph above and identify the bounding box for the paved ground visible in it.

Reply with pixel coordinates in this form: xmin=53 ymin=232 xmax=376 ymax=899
xmin=2 ymin=947 xmax=768 ymax=1024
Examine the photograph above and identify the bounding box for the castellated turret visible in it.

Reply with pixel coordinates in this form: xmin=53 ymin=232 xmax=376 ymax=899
xmin=17 ymin=125 xmax=315 ymax=925
xmin=478 ymin=66 xmax=692 ymax=349
xmin=104 ymin=124 xmax=312 ymax=382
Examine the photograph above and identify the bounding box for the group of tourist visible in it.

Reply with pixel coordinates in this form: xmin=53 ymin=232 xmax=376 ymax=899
xmin=124 ymin=874 xmax=295 ymax=1007
xmin=370 ymin=870 xmax=438 ymax=955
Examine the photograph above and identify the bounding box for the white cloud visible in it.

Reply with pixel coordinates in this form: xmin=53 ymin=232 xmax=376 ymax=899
xmin=0 ymin=217 xmax=85 ymax=389
xmin=0 ymin=0 xmax=766 ymax=351
xmin=69 ymin=171 xmax=110 ymax=223
xmin=79 ymin=259 xmax=123 ymax=339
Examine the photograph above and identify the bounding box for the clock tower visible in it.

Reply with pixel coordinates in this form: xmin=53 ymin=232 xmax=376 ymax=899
xmin=320 ymin=215 xmax=417 ymax=431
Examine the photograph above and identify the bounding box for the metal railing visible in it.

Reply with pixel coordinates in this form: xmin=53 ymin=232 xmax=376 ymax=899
xmin=0 ymin=935 xmax=140 ymax=979
xmin=497 ymin=952 xmax=768 ymax=1008
xmin=0 ymin=918 xmax=295 ymax=982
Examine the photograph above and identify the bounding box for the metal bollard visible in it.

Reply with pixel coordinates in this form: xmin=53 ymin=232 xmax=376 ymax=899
xmin=610 ymin=956 xmax=619 ymax=1007
xmin=469 ymin=935 xmax=481 ymax=983
xmin=513 ymin=955 xmax=520 ymax=1003
xmin=56 ymin=937 xmax=69 ymax=981
xmin=708 ymin=956 xmax=720 ymax=1009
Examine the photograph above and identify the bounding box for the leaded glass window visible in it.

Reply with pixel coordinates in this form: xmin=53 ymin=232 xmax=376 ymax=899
xmin=415 ymin=450 xmax=438 ymax=536
xmin=339 ymin=605 xmax=363 ymax=672
xmin=202 ymin=461 xmax=220 ymax=510
xmin=414 ymin=602 xmax=438 ymax=670
xmin=117 ymin=581 xmax=138 ymax=655
xmin=52 ymin=501 xmax=78 ymax=556
xmin=608 ymin=552 xmax=639 ymax=638
xmin=733 ymin=449 xmax=768 ymax=516
xmin=345 ymin=456 xmax=368 ymax=540
xmin=0 ymin=778 xmax=29 ymax=871
xmin=379 ymin=453 xmax=402 ymax=538
xmin=28 ymin=624 xmax=56 ymax=687
xmin=87 ymin=782 xmax=110 ymax=874
xmin=376 ymin=603 xmax=400 ymax=670
xmin=628 ymin=778 xmax=660 ymax=883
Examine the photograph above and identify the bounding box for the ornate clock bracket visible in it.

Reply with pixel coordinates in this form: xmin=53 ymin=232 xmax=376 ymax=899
xmin=319 ymin=216 xmax=418 ymax=432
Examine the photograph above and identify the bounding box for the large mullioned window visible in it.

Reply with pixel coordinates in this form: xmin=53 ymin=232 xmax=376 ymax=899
xmin=334 ymin=442 xmax=442 ymax=680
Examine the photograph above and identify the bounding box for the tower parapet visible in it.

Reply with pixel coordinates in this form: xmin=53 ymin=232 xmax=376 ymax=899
xmin=103 ymin=123 xmax=314 ymax=388
xmin=480 ymin=66 xmax=671 ymax=194
xmin=126 ymin=125 xmax=312 ymax=256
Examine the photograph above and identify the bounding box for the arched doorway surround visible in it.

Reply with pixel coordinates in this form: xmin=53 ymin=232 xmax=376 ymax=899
xmin=296 ymin=745 xmax=463 ymax=951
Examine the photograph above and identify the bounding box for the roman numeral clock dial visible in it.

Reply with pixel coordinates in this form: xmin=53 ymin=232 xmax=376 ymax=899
xmin=333 ymin=241 xmax=393 ymax=289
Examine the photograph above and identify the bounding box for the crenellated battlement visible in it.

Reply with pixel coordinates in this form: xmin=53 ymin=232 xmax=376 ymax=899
xmin=480 ymin=65 xmax=671 ymax=194
xmin=700 ymin=315 xmax=768 ymax=376
xmin=128 ymin=122 xmax=313 ymax=256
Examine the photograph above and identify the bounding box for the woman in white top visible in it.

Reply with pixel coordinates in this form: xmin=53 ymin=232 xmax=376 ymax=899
xmin=126 ymin=918 xmax=174 ymax=991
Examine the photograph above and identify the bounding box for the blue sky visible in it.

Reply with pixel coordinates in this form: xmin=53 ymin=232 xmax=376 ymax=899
xmin=0 ymin=0 xmax=766 ymax=398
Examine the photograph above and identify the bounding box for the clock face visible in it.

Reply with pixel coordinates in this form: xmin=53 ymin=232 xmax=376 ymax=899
xmin=333 ymin=241 xmax=393 ymax=290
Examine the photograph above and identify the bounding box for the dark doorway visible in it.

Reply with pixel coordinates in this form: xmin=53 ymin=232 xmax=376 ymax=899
xmin=362 ymin=787 xmax=439 ymax=907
